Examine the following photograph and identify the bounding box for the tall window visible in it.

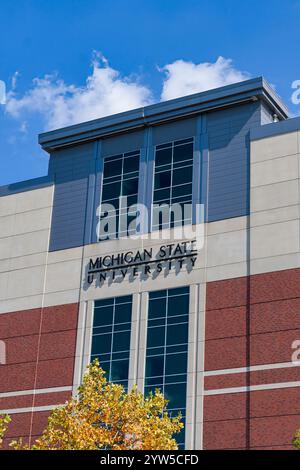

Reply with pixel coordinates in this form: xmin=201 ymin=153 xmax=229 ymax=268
xmin=91 ymin=295 xmax=132 ymax=390
xmin=99 ymin=151 xmax=140 ymax=240
xmin=145 ymin=287 xmax=190 ymax=448
xmin=152 ymin=138 xmax=193 ymax=231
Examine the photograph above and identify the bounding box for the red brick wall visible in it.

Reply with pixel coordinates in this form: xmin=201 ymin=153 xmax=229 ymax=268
xmin=0 ymin=303 xmax=78 ymax=447
xmin=204 ymin=268 xmax=300 ymax=450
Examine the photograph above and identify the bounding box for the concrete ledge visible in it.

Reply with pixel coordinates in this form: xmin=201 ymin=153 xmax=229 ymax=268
xmin=0 ymin=175 xmax=53 ymax=198
xmin=251 ymin=116 xmax=300 ymax=141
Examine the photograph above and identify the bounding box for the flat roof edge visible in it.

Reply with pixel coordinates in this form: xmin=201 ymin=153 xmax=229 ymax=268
xmin=250 ymin=115 xmax=300 ymax=141
xmin=0 ymin=175 xmax=53 ymax=198
xmin=39 ymin=77 xmax=288 ymax=153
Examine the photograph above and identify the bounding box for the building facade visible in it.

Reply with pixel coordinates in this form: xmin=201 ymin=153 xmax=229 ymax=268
xmin=1 ymin=77 xmax=300 ymax=449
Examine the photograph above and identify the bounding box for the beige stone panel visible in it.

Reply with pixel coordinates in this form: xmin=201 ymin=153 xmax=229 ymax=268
xmin=15 ymin=186 xmax=53 ymax=213
xmin=0 ymin=294 xmax=43 ymax=315
xmin=250 ymin=219 xmax=299 ymax=260
xmin=13 ymin=207 xmax=52 ymax=235
xmin=0 ymin=259 xmax=10 ymax=274
xmin=251 ymin=180 xmax=299 ymax=213
xmin=7 ymin=230 xmax=49 ymax=259
xmin=0 ymin=237 xmax=11 ymax=260
xmin=251 ymin=131 xmax=298 ymax=162
xmin=0 ymin=214 xmax=15 ymax=238
xmin=0 ymin=272 xmax=8 ymax=299
xmin=6 ymin=265 xmax=45 ymax=299
xmin=250 ymin=252 xmax=300 ymax=276
xmin=84 ymin=226 xmax=201 ymax=259
xmin=0 ymin=207 xmax=51 ymax=238
xmin=45 ymin=258 xmax=82 ymax=293
xmin=10 ymin=253 xmax=47 ymax=271
xmin=250 ymin=205 xmax=299 ymax=228
xmin=80 ymin=266 xmax=205 ymax=302
xmin=206 ymin=261 xmax=248 ymax=282
xmin=207 ymin=229 xmax=247 ymax=267
xmin=0 ymin=194 xmax=17 ymax=217
xmin=47 ymin=246 xmax=83 ymax=264
xmin=251 ymin=154 xmax=298 ymax=187
xmin=42 ymin=289 xmax=80 ymax=308
xmin=207 ymin=216 xmax=247 ymax=235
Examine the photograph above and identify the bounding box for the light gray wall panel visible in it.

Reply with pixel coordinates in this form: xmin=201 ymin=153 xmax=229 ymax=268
xmin=151 ymin=118 xmax=197 ymax=145
xmin=101 ymin=130 xmax=144 ymax=156
xmin=205 ymin=102 xmax=261 ymax=222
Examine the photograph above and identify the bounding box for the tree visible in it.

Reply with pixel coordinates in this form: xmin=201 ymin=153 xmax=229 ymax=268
xmin=0 ymin=360 xmax=183 ymax=450
xmin=293 ymin=429 xmax=300 ymax=449
xmin=0 ymin=414 xmax=10 ymax=448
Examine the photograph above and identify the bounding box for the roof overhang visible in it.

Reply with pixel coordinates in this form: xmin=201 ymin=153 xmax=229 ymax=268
xmin=39 ymin=77 xmax=289 ymax=153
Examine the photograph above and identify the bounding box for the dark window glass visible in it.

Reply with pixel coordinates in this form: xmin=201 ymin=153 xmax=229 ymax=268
xmin=148 ymin=297 xmax=166 ymax=319
xmin=150 ymin=290 xmax=167 ymax=299
xmin=173 ymin=143 xmax=193 ymax=162
xmin=172 ymin=184 xmax=192 ymax=198
xmin=152 ymin=139 xmax=193 ymax=230
xmin=100 ymin=152 xmax=140 ymax=240
xmin=153 ymin=189 xmax=171 ymax=203
xmin=173 ymin=166 xmax=193 ymax=186
xmin=112 ymin=330 xmax=131 ymax=352
xmin=165 ymin=373 xmax=187 ymax=384
xmin=91 ymin=333 xmax=112 ymax=355
xmin=167 ymin=294 xmax=189 ymax=317
xmin=110 ymin=359 xmax=129 ymax=382
xmin=116 ymin=295 xmax=132 ymax=304
xmin=123 ymin=155 xmax=139 ymax=174
xmin=145 ymin=287 xmax=189 ymax=449
xmin=122 ymin=178 xmax=139 ymax=196
xmin=165 ymin=353 xmax=187 ymax=376
xmin=114 ymin=322 xmax=131 ymax=332
xmin=95 ymin=298 xmax=114 ymax=307
xmin=99 ymin=360 xmax=110 ymax=376
xmin=147 ymin=326 xmax=166 ymax=348
xmin=155 ymin=171 xmax=171 ymax=189
xmin=103 ymin=158 xmax=122 ymax=178
xmin=156 ymin=148 xmax=172 ymax=166
xmin=145 ymin=355 xmax=164 ymax=378
xmin=164 ymin=383 xmax=187 ymax=409
xmin=167 ymin=314 xmax=189 ymax=325
xmin=166 ymin=323 xmax=188 ymax=346
xmin=92 ymin=295 xmax=132 ymax=389
xmin=93 ymin=305 xmax=114 ymax=327
xmin=114 ymin=302 xmax=132 ymax=324
xmin=102 ymin=181 xmax=121 ymax=201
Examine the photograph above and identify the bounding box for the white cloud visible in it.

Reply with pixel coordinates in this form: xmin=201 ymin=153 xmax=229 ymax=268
xmin=6 ymin=55 xmax=152 ymax=130
xmin=160 ymin=56 xmax=249 ymax=101
xmin=11 ymin=71 xmax=20 ymax=91
xmin=6 ymin=55 xmax=250 ymax=131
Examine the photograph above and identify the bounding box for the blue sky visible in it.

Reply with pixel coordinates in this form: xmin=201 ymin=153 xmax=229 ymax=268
xmin=0 ymin=0 xmax=300 ymax=186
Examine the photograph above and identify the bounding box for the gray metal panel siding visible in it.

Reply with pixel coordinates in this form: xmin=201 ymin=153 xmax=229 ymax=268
xmin=101 ymin=130 xmax=144 ymax=156
xmin=48 ymin=142 xmax=95 ymax=251
xmin=261 ymin=101 xmax=274 ymax=125
xmin=47 ymin=100 xmax=269 ymax=252
xmin=205 ymin=102 xmax=261 ymax=222
xmin=151 ymin=118 xmax=197 ymax=146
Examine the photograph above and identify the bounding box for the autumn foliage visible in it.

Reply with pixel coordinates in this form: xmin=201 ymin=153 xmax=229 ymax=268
xmin=0 ymin=360 xmax=183 ymax=450
xmin=293 ymin=429 xmax=300 ymax=449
